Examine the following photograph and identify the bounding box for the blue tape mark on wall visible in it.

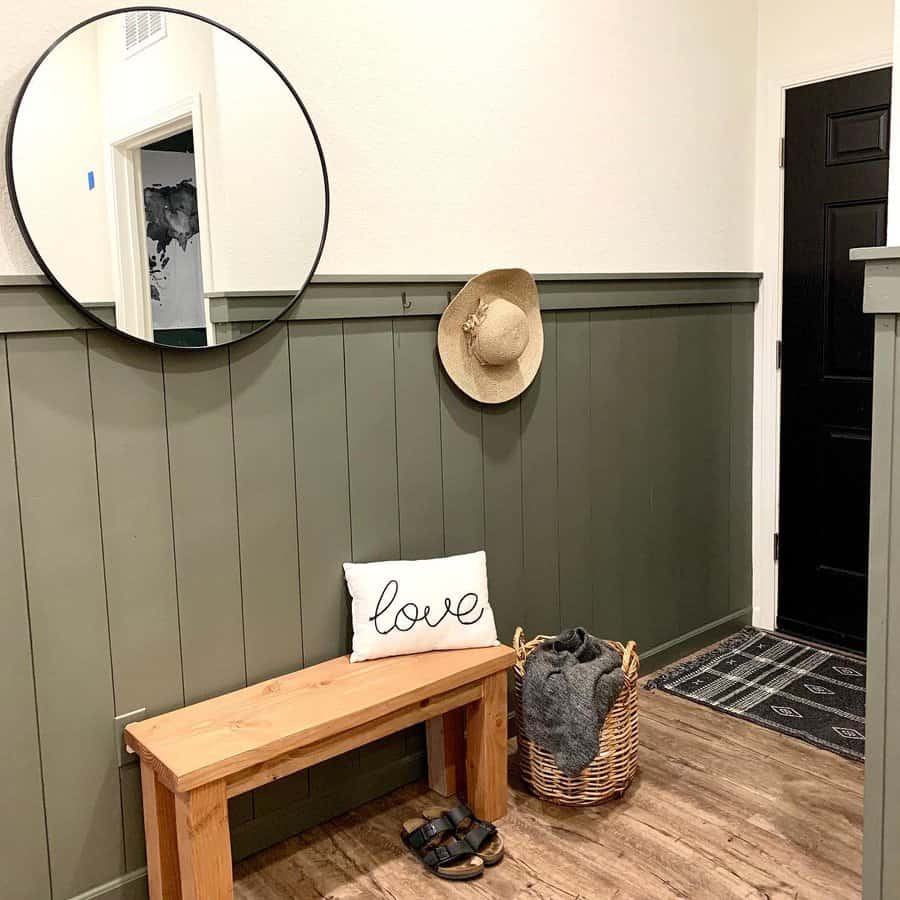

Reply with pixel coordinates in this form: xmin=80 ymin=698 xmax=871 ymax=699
xmin=87 ymin=170 xmax=95 ymax=190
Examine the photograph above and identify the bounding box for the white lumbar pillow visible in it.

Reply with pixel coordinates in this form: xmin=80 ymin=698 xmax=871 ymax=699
xmin=343 ymin=550 xmax=499 ymax=663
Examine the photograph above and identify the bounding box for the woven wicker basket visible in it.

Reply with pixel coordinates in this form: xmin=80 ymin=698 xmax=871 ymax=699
xmin=513 ymin=627 xmax=639 ymax=806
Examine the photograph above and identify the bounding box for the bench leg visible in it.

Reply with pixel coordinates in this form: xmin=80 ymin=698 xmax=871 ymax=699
xmin=140 ymin=759 xmax=182 ymax=900
xmin=465 ymin=671 xmax=508 ymax=822
xmin=426 ymin=707 xmax=467 ymax=797
xmin=174 ymin=781 xmax=233 ymax=900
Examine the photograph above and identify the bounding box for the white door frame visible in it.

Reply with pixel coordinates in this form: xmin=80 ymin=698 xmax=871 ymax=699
xmin=753 ymin=53 xmax=892 ymax=632
xmin=105 ymin=94 xmax=214 ymax=341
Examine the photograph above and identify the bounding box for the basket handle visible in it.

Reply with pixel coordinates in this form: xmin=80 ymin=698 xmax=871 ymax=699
xmin=621 ymin=640 xmax=637 ymax=671
xmin=513 ymin=626 xmax=526 ymax=663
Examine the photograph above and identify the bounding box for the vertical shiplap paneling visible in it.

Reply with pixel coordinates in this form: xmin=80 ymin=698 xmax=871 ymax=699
xmin=439 ymin=378 xmax=484 ymax=555
xmin=393 ymin=318 xmax=444 ymax=560
xmin=88 ymin=330 xmax=184 ymax=874
xmin=590 ymin=310 xmax=646 ymax=645
xmin=230 ymin=324 xmax=307 ymax=816
xmin=664 ymin=308 xmax=710 ymax=640
xmin=705 ymin=308 xmax=734 ymax=626
xmin=675 ymin=308 xmax=732 ymax=634
xmin=119 ymin=765 xmax=146 ymax=872
xmin=7 ymin=332 xmax=123 ymax=898
xmin=393 ymin=316 xmax=443 ymax=761
xmin=288 ymin=321 xmax=352 ymax=665
xmin=0 ymin=282 xmax=759 ymax=900
xmin=163 ymin=348 xmax=245 ymax=703
xmin=289 ymin=320 xmax=356 ymax=797
xmin=89 ymin=332 xmax=183 ymax=718
xmin=229 ymin=324 xmax=303 ymax=684
xmin=0 ymin=336 xmax=51 ymax=900
xmin=639 ymin=310 xmax=682 ymax=650
xmin=521 ymin=313 xmax=560 ymax=637
xmin=482 ymin=398 xmax=524 ymax=647
xmin=343 ymin=319 xmax=401 ymax=562
xmin=163 ymin=348 xmax=252 ymax=825
xmin=729 ymin=303 xmax=754 ymax=613
xmin=557 ymin=311 xmax=594 ymax=633
xmin=343 ymin=319 xmax=400 ymax=777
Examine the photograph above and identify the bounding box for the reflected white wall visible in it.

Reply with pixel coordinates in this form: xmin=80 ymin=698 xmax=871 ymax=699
xmin=11 ymin=24 xmax=115 ymax=303
xmin=10 ymin=11 xmax=326 ymax=304
xmin=211 ymin=28 xmax=325 ymax=292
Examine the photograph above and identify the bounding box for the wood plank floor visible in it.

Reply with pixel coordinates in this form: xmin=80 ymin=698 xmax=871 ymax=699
xmin=234 ymin=688 xmax=863 ymax=899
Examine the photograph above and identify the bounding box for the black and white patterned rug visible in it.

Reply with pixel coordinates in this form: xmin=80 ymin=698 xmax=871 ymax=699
xmin=645 ymin=628 xmax=866 ymax=760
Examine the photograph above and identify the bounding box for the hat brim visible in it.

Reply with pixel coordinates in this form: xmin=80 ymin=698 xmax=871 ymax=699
xmin=437 ymin=268 xmax=543 ymax=405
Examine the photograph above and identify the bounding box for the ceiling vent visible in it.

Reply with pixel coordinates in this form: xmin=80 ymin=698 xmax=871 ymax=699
xmin=123 ymin=11 xmax=167 ymax=57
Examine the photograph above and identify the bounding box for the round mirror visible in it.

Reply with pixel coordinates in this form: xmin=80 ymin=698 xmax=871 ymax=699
xmin=6 ymin=8 xmax=328 ymax=349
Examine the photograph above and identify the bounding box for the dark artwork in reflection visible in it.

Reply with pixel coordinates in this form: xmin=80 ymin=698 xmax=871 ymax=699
xmin=144 ymin=179 xmax=199 ymax=302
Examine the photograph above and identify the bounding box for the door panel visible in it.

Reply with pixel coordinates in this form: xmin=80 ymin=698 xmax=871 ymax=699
xmin=826 ymin=105 xmax=889 ymax=165
xmin=819 ymin=427 xmax=871 ymax=575
xmin=778 ymin=67 xmax=891 ymax=652
xmin=824 ymin=202 xmax=883 ymax=378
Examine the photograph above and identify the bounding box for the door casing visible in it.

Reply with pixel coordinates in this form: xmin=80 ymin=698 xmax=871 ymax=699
xmin=105 ymin=94 xmax=214 ymax=342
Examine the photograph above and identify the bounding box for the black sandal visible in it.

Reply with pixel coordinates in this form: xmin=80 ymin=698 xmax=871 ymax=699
xmin=400 ymin=814 xmax=484 ymax=880
xmin=421 ymin=802 xmax=505 ymax=866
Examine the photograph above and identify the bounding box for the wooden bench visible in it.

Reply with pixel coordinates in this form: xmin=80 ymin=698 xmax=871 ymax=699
xmin=125 ymin=644 xmax=515 ymax=900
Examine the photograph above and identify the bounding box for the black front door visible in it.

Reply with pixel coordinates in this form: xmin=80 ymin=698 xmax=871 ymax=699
xmin=778 ymin=68 xmax=891 ymax=653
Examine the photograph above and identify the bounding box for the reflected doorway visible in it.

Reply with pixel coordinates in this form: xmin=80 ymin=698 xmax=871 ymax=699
xmin=141 ymin=129 xmax=207 ymax=347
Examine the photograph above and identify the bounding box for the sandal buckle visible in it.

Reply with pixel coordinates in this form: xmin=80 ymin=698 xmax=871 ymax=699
xmin=422 ymin=818 xmax=448 ymax=840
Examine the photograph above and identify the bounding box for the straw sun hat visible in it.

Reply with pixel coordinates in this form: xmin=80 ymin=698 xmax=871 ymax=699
xmin=438 ymin=268 xmax=543 ymax=404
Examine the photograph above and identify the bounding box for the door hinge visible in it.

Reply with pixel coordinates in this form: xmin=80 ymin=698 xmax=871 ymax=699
xmin=776 ymin=339 xmax=782 ymax=369
xmin=779 ymin=137 xmax=785 ymax=169
xmin=774 ymin=533 xmax=780 ymax=562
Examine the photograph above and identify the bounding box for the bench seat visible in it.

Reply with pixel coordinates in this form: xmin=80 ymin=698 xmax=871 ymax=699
xmin=126 ymin=644 xmax=515 ymax=900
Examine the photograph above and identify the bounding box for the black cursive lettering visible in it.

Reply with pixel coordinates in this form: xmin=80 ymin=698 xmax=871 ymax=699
xmin=370 ymin=580 xmax=486 ymax=635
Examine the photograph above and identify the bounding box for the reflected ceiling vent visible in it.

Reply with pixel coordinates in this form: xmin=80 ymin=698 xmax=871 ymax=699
xmin=123 ymin=11 xmax=167 ymax=57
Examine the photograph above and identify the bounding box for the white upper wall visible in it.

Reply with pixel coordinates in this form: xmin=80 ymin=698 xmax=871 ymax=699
xmin=1 ymin=0 xmax=758 ymax=278
xmin=753 ymin=0 xmax=893 ymax=270
xmin=756 ymin=0 xmax=892 ymax=80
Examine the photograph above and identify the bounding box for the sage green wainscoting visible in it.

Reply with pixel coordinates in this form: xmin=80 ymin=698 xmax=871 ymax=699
xmin=852 ymin=246 xmax=900 ymax=900
xmin=0 ymin=272 xmax=757 ymax=899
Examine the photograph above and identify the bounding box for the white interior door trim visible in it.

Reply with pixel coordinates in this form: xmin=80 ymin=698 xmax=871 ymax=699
xmin=753 ymin=52 xmax=892 ymax=632
xmin=105 ymin=93 xmax=213 ymax=341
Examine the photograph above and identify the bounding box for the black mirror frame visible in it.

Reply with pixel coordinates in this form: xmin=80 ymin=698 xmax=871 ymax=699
xmin=5 ymin=5 xmax=330 ymax=352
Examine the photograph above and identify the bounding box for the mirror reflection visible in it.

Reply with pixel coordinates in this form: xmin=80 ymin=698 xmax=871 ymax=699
xmin=9 ymin=9 xmax=327 ymax=348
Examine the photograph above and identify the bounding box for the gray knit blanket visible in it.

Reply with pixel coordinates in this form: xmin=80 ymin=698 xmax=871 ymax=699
xmin=521 ymin=628 xmax=626 ymax=776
